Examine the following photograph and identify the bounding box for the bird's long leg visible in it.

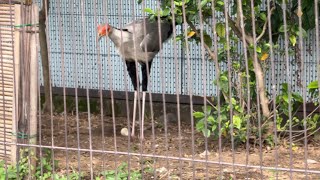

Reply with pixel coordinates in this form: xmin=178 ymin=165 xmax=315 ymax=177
xmin=141 ymin=91 xmax=146 ymax=140
xmin=126 ymin=61 xmax=139 ymax=138
xmin=141 ymin=61 xmax=153 ymax=140
xmin=132 ymin=90 xmax=138 ymax=137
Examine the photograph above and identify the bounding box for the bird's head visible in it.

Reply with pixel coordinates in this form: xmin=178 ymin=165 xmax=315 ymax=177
xmin=97 ymin=24 xmax=112 ymax=40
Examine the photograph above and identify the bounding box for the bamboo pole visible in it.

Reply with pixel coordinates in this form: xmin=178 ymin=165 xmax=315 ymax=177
xmin=11 ymin=4 xmax=21 ymax=164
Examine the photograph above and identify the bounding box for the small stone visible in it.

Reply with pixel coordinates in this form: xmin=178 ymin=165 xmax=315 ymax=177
xmin=156 ymin=167 xmax=167 ymax=174
xmin=120 ymin=128 xmax=128 ymax=136
xmin=199 ymin=150 xmax=211 ymax=158
xmin=307 ymin=159 xmax=318 ymax=164
xmin=266 ymin=146 xmax=272 ymax=151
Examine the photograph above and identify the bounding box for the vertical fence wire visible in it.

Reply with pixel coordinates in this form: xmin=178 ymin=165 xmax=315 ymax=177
xmin=281 ymin=1 xmax=293 ymax=178
xmin=68 ymin=0 xmax=83 ymax=176
xmin=210 ymin=2 xmax=224 ymax=178
xmin=144 ymin=0 xmax=157 ymax=178
xmin=196 ymin=1 xmax=209 ymax=179
xmin=297 ymin=0 xmax=309 ymax=176
xmin=181 ymin=2 xmax=196 ymax=179
xmin=236 ymin=0 xmax=252 ymax=178
xmin=170 ymin=0 xmax=183 ymax=177
xmin=315 ymin=6 xmax=320 ymax=178
xmin=156 ymin=0 xmax=170 ymax=177
xmin=43 ymin=0 xmax=57 ymax=176
xmin=115 ymin=0 xmax=135 ymax=177
xmin=316 ymin=0 xmax=320 ymax=109
xmin=94 ymin=0 xmax=107 ymax=178
xmin=223 ymin=0 xmax=236 ymax=177
xmin=249 ymin=0 xmax=264 ymax=178
xmin=267 ymin=0 xmax=279 ymax=179
xmin=55 ymin=0 xmax=70 ymax=177
xmin=79 ymin=0 xmax=94 ymax=178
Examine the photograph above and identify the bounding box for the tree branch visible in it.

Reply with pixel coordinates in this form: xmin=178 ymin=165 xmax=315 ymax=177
xmin=256 ymin=6 xmax=276 ymax=42
xmin=227 ymin=14 xmax=254 ymax=44
xmin=186 ymin=20 xmax=217 ymax=62
xmin=186 ymin=20 xmax=232 ymax=103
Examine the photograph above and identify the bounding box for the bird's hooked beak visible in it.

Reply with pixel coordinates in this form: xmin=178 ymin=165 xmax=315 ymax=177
xmin=98 ymin=33 xmax=103 ymax=41
xmin=97 ymin=24 xmax=108 ymax=41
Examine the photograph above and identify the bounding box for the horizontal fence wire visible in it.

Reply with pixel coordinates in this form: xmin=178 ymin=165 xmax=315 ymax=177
xmin=1 ymin=141 xmax=320 ymax=174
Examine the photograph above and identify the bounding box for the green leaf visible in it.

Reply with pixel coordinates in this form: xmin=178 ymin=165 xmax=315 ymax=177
xmin=202 ymin=106 xmax=212 ymax=115
xmin=196 ymin=120 xmax=204 ymax=131
xmin=235 ymin=105 xmax=244 ymax=113
xmin=299 ymin=28 xmax=308 ymax=37
xmin=162 ymin=8 xmax=171 ymax=16
xmin=289 ymin=35 xmax=297 ymax=46
xmin=193 ymin=112 xmax=205 ymax=119
xmin=174 ymin=0 xmax=183 ymax=6
xmin=216 ymin=0 xmax=224 ymax=6
xmin=279 ymin=25 xmax=286 ymax=32
xmin=231 ymin=98 xmax=237 ymax=105
xmin=220 ymin=114 xmax=227 ymax=121
xmin=282 ymin=94 xmax=289 ymax=103
xmin=282 ymin=83 xmax=288 ymax=91
xmin=144 ymin=8 xmax=154 ymax=14
xmin=216 ymin=23 xmax=225 ymax=38
xmin=175 ymin=16 xmax=183 ymax=24
xmin=307 ymin=80 xmax=319 ymax=89
xmin=200 ymin=0 xmax=208 ymax=8
xmin=256 ymin=46 xmax=262 ymax=53
xmin=204 ymin=34 xmax=212 ymax=47
xmin=292 ymin=92 xmax=303 ymax=103
xmin=259 ymin=13 xmax=267 ymax=21
xmin=202 ymin=129 xmax=211 ymax=137
xmin=211 ymin=124 xmax=217 ymax=132
xmin=233 ymin=115 xmax=242 ymax=130
xmin=220 ymin=75 xmax=228 ymax=81
xmin=207 ymin=115 xmax=215 ymax=123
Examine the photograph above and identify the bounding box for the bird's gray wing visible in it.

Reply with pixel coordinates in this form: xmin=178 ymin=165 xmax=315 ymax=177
xmin=122 ymin=19 xmax=145 ymax=33
xmin=139 ymin=32 xmax=159 ymax=52
xmin=139 ymin=21 xmax=173 ymax=52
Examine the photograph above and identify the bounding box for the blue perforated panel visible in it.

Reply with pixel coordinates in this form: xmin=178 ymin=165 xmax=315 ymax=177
xmin=36 ymin=0 xmax=318 ymax=99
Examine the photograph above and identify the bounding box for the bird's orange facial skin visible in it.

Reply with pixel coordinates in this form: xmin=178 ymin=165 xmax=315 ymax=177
xmin=97 ymin=24 xmax=111 ymax=40
xmin=97 ymin=25 xmax=107 ymax=37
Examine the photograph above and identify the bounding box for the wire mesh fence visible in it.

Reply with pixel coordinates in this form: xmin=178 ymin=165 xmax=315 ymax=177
xmin=1 ymin=0 xmax=320 ymax=179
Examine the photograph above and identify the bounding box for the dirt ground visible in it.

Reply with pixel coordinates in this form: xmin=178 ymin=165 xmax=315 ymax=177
xmin=39 ymin=113 xmax=320 ymax=179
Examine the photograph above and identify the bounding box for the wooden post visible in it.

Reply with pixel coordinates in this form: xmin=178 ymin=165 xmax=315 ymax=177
xmin=29 ymin=2 xmax=38 ymax=158
xmin=12 ymin=3 xmax=38 ymax=170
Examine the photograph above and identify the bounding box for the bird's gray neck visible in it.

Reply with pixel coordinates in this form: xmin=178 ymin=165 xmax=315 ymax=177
xmin=108 ymin=28 xmax=131 ymax=47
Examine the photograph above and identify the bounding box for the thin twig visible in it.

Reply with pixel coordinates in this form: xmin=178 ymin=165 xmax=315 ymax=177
xmin=186 ymin=20 xmax=229 ymax=103
xmin=256 ymin=6 xmax=276 ymax=42
xmin=293 ymin=126 xmax=320 ymax=143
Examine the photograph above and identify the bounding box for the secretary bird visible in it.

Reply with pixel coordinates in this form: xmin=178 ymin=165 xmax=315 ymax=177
xmin=97 ymin=16 xmax=173 ymax=140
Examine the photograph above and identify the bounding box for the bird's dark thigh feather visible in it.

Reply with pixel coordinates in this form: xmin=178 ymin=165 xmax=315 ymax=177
xmin=141 ymin=61 xmax=152 ymax=92
xmin=126 ymin=61 xmax=138 ymax=91
xmin=125 ymin=60 xmax=153 ymax=92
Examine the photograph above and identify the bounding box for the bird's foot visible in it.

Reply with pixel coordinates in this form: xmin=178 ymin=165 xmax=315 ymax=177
xmin=131 ymin=131 xmax=139 ymax=141
xmin=139 ymin=135 xmax=144 ymax=142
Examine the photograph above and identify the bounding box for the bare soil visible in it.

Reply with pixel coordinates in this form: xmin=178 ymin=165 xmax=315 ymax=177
xmin=39 ymin=113 xmax=320 ymax=179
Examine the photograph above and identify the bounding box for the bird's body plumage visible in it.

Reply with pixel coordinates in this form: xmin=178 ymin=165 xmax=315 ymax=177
xmin=107 ymin=17 xmax=173 ymax=62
